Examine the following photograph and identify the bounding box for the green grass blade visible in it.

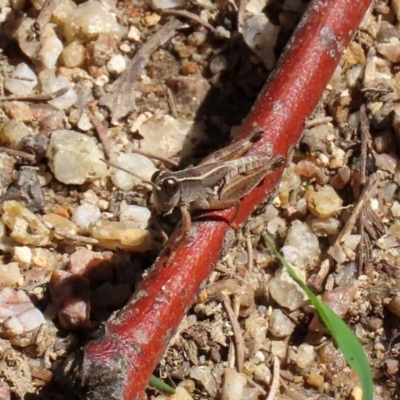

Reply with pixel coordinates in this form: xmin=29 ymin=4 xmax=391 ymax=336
xmin=262 ymin=233 xmax=374 ymax=400
xmin=149 ymin=374 xmax=176 ymax=394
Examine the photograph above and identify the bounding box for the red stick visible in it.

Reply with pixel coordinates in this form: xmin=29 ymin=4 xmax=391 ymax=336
xmin=79 ymin=1 xmax=372 ymax=398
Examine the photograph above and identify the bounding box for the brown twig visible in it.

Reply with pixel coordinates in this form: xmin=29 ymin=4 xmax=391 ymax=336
xmin=266 ymin=356 xmax=280 ymax=400
xmin=76 ymin=1 xmax=373 ymax=398
xmin=89 ymin=113 xmax=113 ymax=160
xmin=166 ymin=87 xmax=178 ymax=119
xmin=359 ymin=104 xmax=372 ymax=187
xmin=246 ymin=235 xmax=254 ymax=273
xmin=0 ymin=87 xmax=68 ymax=102
xmin=334 ymin=173 xmax=378 ymax=247
xmin=221 ymin=294 xmax=244 ymax=372
xmin=0 ymin=147 xmax=36 ymax=161
xmin=162 ymin=9 xmax=216 ymax=32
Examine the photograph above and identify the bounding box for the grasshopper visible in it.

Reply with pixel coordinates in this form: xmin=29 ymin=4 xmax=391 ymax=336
xmin=103 ymin=129 xmax=284 ymax=238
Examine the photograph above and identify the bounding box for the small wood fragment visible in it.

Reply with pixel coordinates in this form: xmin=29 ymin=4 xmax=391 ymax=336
xmin=334 ymin=174 xmax=378 ymax=247
xmin=0 ymin=87 xmax=68 ymax=102
xmin=266 ymin=356 xmax=280 ymax=400
xmin=162 ymin=9 xmax=216 ymax=32
xmin=0 ymin=147 xmax=36 ymax=161
xmin=221 ymin=293 xmax=244 ymax=372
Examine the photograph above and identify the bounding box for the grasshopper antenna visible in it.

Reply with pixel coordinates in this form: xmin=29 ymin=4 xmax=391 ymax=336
xmin=100 ymin=158 xmax=161 ymax=190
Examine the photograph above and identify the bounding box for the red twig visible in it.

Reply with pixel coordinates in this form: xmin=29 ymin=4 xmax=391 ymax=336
xmin=77 ymin=1 xmax=372 ymax=398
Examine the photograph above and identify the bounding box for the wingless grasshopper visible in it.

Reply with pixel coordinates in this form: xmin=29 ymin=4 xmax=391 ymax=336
xmin=103 ymin=128 xmax=285 ymax=239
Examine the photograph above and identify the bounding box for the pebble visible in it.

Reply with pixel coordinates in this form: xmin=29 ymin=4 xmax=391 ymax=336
xmin=119 ymin=203 xmax=151 ymax=230
xmin=12 ymin=246 xmax=32 ymax=270
xmin=72 ymin=203 xmax=101 ymax=230
xmin=77 ymin=112 xmax=93 ymax=131
xmin=269 ymin=308 xmax=295 ymax=337
xmin=110 ymin=153 xmax=157 ymax=190
xmin=138 ymin=115 xmax=206 ymax=158
xmin=309 ymin=217 xmax=341 ymax=237
xmin=89 ymin=220 xmax=152 ymax=252
xmin=0 ymin=118 xmax=32 ymax=149
xmin=69 ymin=248 xmax=110 ymax=276
xmin=42 ymin=213 xmax=78 ymax=237
xmin=220 ymin=368 xmax=246 ymax=400
xmin=245 ymin=0 xmax=267 ymax=14
xmin=307 ymin=185 xmax=343 ymax=219
xmin=31 ymin=248 xmax=59 ymax=270
xmin=270 ymin=339 xmax=287 ymax=359
xmin=178 ymin=380 xmax=195 ymax=394
xmin=373 ymin=151 xmax=398 ymax=173
xmin=296 ymin=343 xmax=316 ymax=368
xmin=2 ymin=201 xmax=51 ymax=246
xmin=49 ymin=269 xmax=92 ymax=330
xmin=129 ymin=112 xmax=152 ymax=133
xmin=147 ymin=0 xmax=184 ymax=10
xmin=41 ymin=77 xmax=78 ymax=110
xmin=296 ymin=160 xmax=327 ymax=184
xmin=51 ymin=0 xmax=77 ymax=26
xmin=268 ymin=267 xmax=307 ymax=311
xmin=187 ymin=31 xmax=207 ymax=47
xmin=0 ymin=263 xmax=21 ymax=288
xmin=383 ymin=181 xmax=397 ymax=202
xmin=0 ymin=288 xmax=46 ymax=337
xmin=242 ymin=14 xmax=280 ymax=69
xmin=349 ymin=386 xmax=363 ymax=400
xmin=2 ymin=101 xmax=34 ymax=122
xmin=305 ymin=372 xmax=324 ymax=388
xmin=253 ymin=364 xmax=271 ymax=385
xmin=376 ymin=40 xmax=400 ymax=62
xmin=374 ymin=130 xmax=393 ymax=153
xmin=167 ymin=76 xmax=210 ymax=116
xmin=283 ymin=221 xmax=320 ymax=269
xmin=143 ymin=13 xmax=161 ymax=27
xmin=244 ymin=313 xmax=268 ymax=353
xmin=4 ymin=63 xmax=37 ymax=95
xmin=210 ymin=55 xmax=228 ymax=74
xmin=107 ymin=54 xmax=127 ymax=75
xmin=62 ymin=41 xmax=87 ymax=68
xmin=127 ymin=25 xmax=141 ymax=41
xmin=64 ymin=1 xmax=122 ymax=43
xmin=330 ymin=166 xmax=351 ymax=189
xmin=37 ymin=25 xmax=64 ymax=70
xmin=391 ymin=201 xmax=400 ymax=217
xmin=328 ymin=243 xmax=347 ymax=264
xmin=46 ymin=130 xmax=107 ymax=185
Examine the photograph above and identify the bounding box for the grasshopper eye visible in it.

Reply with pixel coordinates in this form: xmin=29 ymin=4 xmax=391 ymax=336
xmin=162 ymin=178 xmax=179 ymax=196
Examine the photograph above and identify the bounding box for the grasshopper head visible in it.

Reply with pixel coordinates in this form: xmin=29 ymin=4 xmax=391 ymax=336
xmin=151 ymin=170 xmax=181 ymax=213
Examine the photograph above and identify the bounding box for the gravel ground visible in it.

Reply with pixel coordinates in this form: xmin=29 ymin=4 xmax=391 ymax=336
xmin=0 ymin=0 xmax=399 ymax=399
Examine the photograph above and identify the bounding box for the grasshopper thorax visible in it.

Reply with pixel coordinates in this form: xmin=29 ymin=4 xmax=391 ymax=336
xmin=151 ymin=170 xmax=181 ymax=212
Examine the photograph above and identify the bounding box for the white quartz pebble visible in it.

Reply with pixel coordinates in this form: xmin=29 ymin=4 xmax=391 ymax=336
xmin=72 ymin=203 xmax=101 ymax=230
xmin=119 ymin=203 xmax=151 ymax=230
xmin=110 ymin=153 xmax=157 ymax=190
xmin=46 ymin=130 xmax=107 ymax=185
xmin=4 ymin=63 xmax=37 ymax=95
